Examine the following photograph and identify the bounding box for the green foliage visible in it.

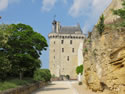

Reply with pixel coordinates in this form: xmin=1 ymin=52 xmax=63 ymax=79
xmin=0 ymin=78 xmax=35 ymax=91
xmin=97 ymin=14 xmax=105 ymax=35
xmin=0 ymin=23 xmax=48 ymax=80
xmin=0 ymin=56 xmax=11 ymax=80
xmin=33 ymin=69 xmax=51 ymax=82
xmin=51 ymin=74 xmax=56 ymax=78
xmin=0 ymin=24 xmax=13 ymax=81
xmin=113 ymin=0 xmax=125 ymax=19
xmin=76 ymin=65 xmax=83 ymax=75
xmin=113 ymin=0 xmax=125 ymax=26
xmin=6 ymin=23 xmax=48 ymax=80
xmin=88 ymin=39 xmax=91 ymax=43
xmin=84 ymin=48 xmax=88 ymax=53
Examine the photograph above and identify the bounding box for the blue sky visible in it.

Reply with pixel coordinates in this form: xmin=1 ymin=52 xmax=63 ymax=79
xmin=0 ymin=0 xmax=112 ymax=68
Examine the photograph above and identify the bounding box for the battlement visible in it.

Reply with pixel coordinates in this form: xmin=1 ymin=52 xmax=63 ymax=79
xmin=48 ymin=34 xmax=84 ymax=39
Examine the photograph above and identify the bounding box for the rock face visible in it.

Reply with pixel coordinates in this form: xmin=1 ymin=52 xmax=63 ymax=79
xmin=83 ymin=0 xmax=125 ymax=93
xmin=103 ymin=0 xmax=122 ymax=24
xmin=83 ymin=26 xmax=125 ymax=94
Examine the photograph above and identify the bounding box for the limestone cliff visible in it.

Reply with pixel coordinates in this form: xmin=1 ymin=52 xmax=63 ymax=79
xmin=83 ymin=26 xmax=125 ymax=94
xmin=104 ymin=0 xmax=122 ymax=24
xmin=83 ymin=0 xmax=125 ymax=94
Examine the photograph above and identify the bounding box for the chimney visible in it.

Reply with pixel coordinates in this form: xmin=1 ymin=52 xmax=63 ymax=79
xmin=56 ymin=21 xmax=60 ymax=33
xmin=52 ymin=20 xmax=61 ymax=33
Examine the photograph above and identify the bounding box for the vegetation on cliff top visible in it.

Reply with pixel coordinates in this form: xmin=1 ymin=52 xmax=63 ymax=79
xmin=97 ymin=14 xmax=105 ymax=35
xmin=112 ymin=0 xmax=125 ymax=26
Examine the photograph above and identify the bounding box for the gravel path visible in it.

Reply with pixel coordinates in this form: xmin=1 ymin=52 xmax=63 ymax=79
xmin=32 ymin=81 xmax=79 ymax=94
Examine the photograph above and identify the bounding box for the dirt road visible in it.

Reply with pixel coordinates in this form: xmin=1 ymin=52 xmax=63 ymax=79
xmin=32 ymin=81 xmax=78 ymax=94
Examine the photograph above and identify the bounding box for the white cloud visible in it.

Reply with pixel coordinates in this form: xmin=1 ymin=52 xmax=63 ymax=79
xmin=69 ymin=0 xmax=92 ymax=17
xmin=0 ymin=0 xmax=8 ymax=11
xmin=41 ymin=0 xmax=68 ymax=12
xmin=69 ymin=0 xmax=112 ymax=17
xmin=0 ymin=0 xmax=20 ymax=11
xmin=69 ymin=0 xmax=112 ymax=33
xmin=41 ymin=0 xmax=57 ymax=12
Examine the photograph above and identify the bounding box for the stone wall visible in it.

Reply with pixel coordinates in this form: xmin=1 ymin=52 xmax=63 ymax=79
xmin=0 ymin=82 xmax=47 ymax=94
xmin=49 ymin=33 xmax=84 ymax=79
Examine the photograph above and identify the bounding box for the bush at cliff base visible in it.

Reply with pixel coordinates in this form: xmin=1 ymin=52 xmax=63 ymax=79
xmin=33 ymin=69 xmax=51 ymax=82
xmin=76 ymin=64 xmax=83 ymax=75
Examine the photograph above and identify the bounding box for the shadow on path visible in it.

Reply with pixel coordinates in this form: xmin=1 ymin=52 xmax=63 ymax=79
xmin=42 ymin=88 xmax=69 ymax=91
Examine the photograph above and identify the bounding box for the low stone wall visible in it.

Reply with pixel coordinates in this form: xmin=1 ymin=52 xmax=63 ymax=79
xmin=0 ymin=81 xmax=48 ymax=94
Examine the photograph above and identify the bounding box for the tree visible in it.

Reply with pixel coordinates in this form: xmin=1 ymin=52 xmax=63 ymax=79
xmin=33 ymin=69 xmax=51 ymax=82
xmin=0 ymin=24 xmax=12 ymax=80
xmin=97 ymin=14 xmax=105 ymax=35
xmin=6 ymin=23 xmax=48 ymax=80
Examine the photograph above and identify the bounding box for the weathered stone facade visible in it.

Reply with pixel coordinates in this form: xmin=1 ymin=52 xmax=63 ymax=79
xmin=83 ymin=0 xmax=125 ymax=93
xmin=48 ymin=20 xmax=85 ymax=79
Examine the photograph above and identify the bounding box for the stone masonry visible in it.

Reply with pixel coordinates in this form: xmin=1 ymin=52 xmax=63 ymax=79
xmin=48 ymin=20 xmax=85 ymax=79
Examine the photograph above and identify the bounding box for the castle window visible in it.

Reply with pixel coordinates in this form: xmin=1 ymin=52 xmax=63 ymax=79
xmin=70 ymin=40 xmax=72 ymax=44
xmin=67 ymin=56 xmax=69 ymax=61
xmin=72 ymin=48 xmax=74 ymax=53
xmin=54 ymin=41 xmax=55 ymax=44
xmin=54 ymin=56 xmax=55 ymax=59
xmin=62 ymin=48 xmax=64 ymax=52
xmin=61 ymin=40 xmax=64 ymax=44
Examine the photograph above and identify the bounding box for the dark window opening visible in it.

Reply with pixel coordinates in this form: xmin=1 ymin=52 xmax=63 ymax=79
xmin=61 ymin=40 xmax=64 ymax=44
xmin=70 ymin=40 xmax=72 ymax=44
xmin=62 ymin=48 xmax=64 ymax=52
xmin=67 ymin=56 xmax=69 ymax=61
xmin=72 ymin=48 xmax=74 ymax=53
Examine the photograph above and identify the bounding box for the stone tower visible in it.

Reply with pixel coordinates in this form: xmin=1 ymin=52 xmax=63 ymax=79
xmin=48 ymin=20 xmax=85 ymax=79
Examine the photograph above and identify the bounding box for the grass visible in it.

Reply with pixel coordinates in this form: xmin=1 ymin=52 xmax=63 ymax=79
xmin=0 ymin=78 xmax=36 ymax=92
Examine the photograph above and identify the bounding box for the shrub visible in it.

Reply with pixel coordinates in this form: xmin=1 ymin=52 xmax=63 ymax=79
xmin=84 ymin=48 xmax=88 ymax=53
xmin=52 ymin=74 xmax=56 ymax=78
xmin=0 ymin=78 xmax=35 ymax=91
xmin=97 ymin=14 xmax=105 ymax=35
xmin=76 ymin=65 xmax=83 ymax=75
xmin=33 ymin=69 xmax=51 ymax=82
xmin=112 ymin=0 xmax=125 ymax=27
xmin=78 ymin=81 xmax=82 ymax=85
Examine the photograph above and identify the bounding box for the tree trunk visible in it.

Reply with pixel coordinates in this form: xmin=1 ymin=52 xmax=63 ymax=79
xmin=19 ymin=71 xmax=23 ymax=80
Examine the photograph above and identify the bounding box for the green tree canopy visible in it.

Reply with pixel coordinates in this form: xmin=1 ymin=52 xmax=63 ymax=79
xmin=0 ymin=23 xmax=48 ymax=80
xmin=0 ymin=24 xmax=13 ymax=80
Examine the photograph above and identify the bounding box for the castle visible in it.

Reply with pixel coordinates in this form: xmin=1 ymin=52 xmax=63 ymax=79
xmin=48 ymin=20 xmax=85 ymax=79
